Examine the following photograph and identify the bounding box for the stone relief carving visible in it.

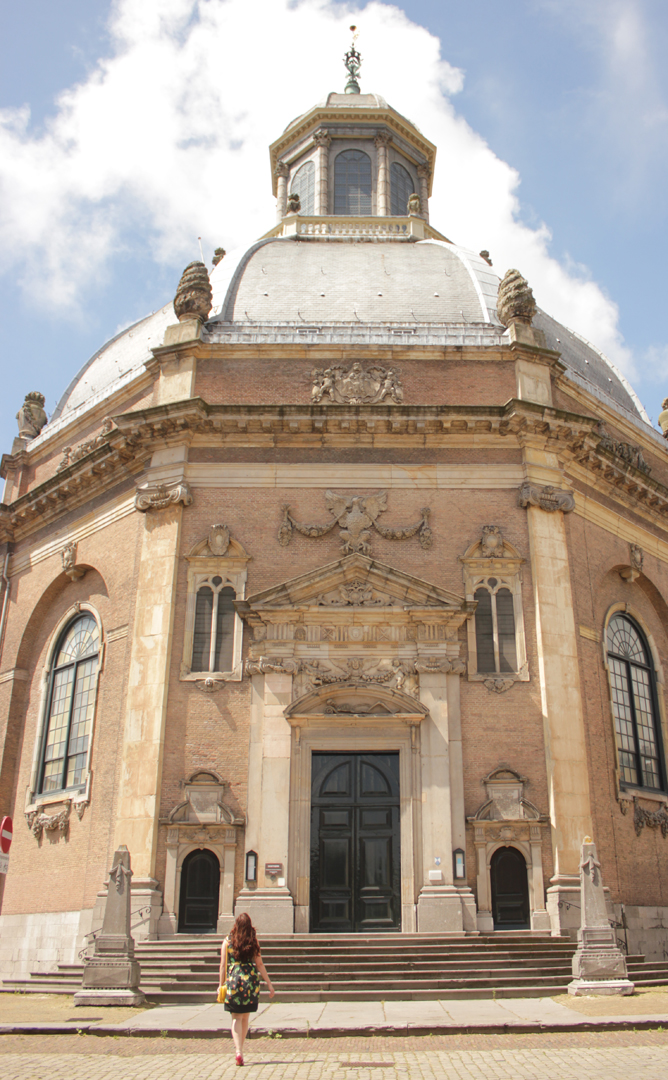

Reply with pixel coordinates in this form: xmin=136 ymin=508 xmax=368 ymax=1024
xmin=246 ymin=653 xmax=466 ymax=701
xmin=480 ymin=525 xmax=504 ymax=558
xmin=483 ymin=677 xmax=515 ymax=694
xmin=518 ymin=482 xmax=575 ymax=514
xmin=287 ymin=192 xmax=301 ymax=213
xmin=497 ymin=269 xmax=537 ymax=327
xmin=26 ymin=800 xmax=71 ymax=839
xmin=316 ymin=579 xmax=400 ymax=607
xmin=135 ymin=479 xmax=193 ymax=512
xmin=630 ymin=544 xmax=644 ymax=572
xmin=470 ymin=767 xmax=545 ymax=822
xmin=407 ymin=192 xmax=421 ymax=216
xmin=166 ymin=770 xmax=244 ymax=827
xmin=414 ymin=656 xmax=466 ymax=675
xmin=278 ymin=491 xmax=432 ymax=556
xmin=174 ymin=261 xmax=212 ymax=323
xmin=57 ymin=418 xmax=114 ymax=472
xmin=16 ymin=392 xmax=48 ymax=439
xmin=634 ymin=799 xmax=668 ymax=838
xmin=61 ymin=541 xmax=85 ymax=581
xmin=310 ymin=362 xmax=403 ymax=405
xmin=597 ymin=424 xmax=651 ymax=476
xmin=208 ymin=524 xmax=230 ymax=556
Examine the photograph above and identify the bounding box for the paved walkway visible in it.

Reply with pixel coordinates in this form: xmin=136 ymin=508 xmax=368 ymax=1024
xmin=2 ymin=993 xmax=668 ymax=1037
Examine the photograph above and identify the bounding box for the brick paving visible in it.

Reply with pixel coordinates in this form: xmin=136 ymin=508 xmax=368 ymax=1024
xmin=2 ymin=1032 xmax=668 ymax=1079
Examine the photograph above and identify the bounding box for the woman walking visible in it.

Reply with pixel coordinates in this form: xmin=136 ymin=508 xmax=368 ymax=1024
xmin=219 ymin=912 xmax=275 ymax=1065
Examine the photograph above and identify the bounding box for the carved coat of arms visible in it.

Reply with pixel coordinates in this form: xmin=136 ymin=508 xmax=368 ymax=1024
xmin=311 ymin=363 xmax=403 ymax=405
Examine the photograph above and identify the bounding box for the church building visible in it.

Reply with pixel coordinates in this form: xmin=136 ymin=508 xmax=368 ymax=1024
xmin=1 ymin=49 xmax=667 ymax=980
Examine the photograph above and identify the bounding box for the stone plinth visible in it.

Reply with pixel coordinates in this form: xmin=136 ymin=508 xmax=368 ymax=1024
xmin=74 ymin=846 xmax=145 ymax=1007
xmin=416 ymin=885 xmax=466 ymax=933
xmin=234 ymin=887 xmax=295 ymax=934
xmin=568 ymin=839 xmax=634 ymax=997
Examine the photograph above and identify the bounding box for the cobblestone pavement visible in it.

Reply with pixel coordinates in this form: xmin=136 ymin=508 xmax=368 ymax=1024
xmin=2 ymin=1032 xmax=668 ymax=1079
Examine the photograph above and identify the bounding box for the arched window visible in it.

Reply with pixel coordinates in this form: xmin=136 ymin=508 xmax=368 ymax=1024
xmin=607 ymin=614 xmax=664 ymax=790
xmin=192 ymin=579 xmax=236 ymax=673
xmin=39 ymin=613 xmax=100 ymax=794
xmin=390 ymin=161 xmax=414 ymax=216
xmin=290 ymin=160 xmax=315 ymax=216
xmin=474 ymin=581 xmax=517 ymax=673
xmin=334 ymin=149 xmax=372 ymax=216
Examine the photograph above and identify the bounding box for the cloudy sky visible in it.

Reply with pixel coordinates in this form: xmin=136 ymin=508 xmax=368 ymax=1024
xmin=1 ymin=0 xmax=667 ymax=452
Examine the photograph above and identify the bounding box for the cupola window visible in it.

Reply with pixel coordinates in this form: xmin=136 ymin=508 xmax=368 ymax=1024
xmin=334 ymin=149 xmax=372 ymax=216
xmin=390 ymin=161 xmax=414 ymax=216
xmin=192 ymin=581 xmax=236 ymax=673
xmin=606 ymin=614 xmax=664 ymax=790
xmin=290 ymin=160 xmax=315 ymax=216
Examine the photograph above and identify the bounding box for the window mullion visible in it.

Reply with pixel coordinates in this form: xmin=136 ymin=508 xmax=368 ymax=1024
xmin=627 ymin=659 xmax=644 ymax=786
xmin=491 ymin=591 xmax=500 ymax=673
xmin=62 ymin=659 xmax=77 ymax=790
xmin=209 ymin=591 xmax=220 ymax=672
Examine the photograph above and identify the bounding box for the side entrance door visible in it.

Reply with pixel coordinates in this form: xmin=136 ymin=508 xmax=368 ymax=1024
xmin=310 ymin=752 xmax=401 ymax=933
xmin=490 ymin=846 xmax=530 ymax=929
xmin=178 ymin=848 xmax=220 ymax=932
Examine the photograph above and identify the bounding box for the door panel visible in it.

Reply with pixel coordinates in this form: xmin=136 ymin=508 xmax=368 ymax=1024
xmin=310 ymin=752 xmax=400 ymax=933
xmin=490 ymin=847 xmax=530 ymax=929
xmin=178 ymin=848 xmax=220 ymax=933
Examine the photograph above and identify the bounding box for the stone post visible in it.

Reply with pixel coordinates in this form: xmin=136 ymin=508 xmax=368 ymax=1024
xmin=417 ymin=165 xmax=430 ymax=223
xmin=375 ymin=132 xmax=391 ymax=216
xmin=568 ymin=838 xmax=634 ymax=995
xmin=74 ymin=846 xmax=145 ymax=1006
xmin=314 ymin=131 xmax=331 ymax=216
xmin=275 ymin=161 xmax=289 ymax=221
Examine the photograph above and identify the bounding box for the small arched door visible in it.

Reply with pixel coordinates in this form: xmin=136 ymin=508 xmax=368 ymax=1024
xmin=490 ymin=847 xmax=530 ymax=929
xmin=178 ymin=849 xmax=220 ymax=933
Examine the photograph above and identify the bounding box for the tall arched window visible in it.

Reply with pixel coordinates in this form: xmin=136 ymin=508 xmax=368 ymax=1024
xmin=334 ymin=149 xmax=372 ymax=215
xmin=607 ymin=614 xmax=664 ymax=790
xmin=474 ymin=581 xmax=517 ymax=673
xmin=290 ymin=160 xmax=315 ymax=215
xmin=40 ymin=613 xmax=100 ymax=794
xmin=390 ymin=161 xmax=414 ymax=216
xmin=192 ymin=579 xmax=236 ymax=673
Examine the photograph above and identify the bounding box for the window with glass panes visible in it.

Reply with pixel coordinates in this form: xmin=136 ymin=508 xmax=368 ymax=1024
xmin=390 ymin=161 xmax=414 ymax=216
xmin=40 ymin=614 xmax=99 ymax=794
xmin=290 ymin=160 xmax=315 ymax=216
xmin=473 ymin=578 xmax=518 ymax=673
xmin=607 ymin=614 xmax=664 ymax=790
xmin=192 ymin=578 xmax=236 ymax=673
xmin=333 ymin=149 xmax=372 ymax=215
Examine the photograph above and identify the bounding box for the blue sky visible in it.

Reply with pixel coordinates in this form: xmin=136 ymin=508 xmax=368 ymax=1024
xmin=1 ymin=0 xmax=667 ymax=455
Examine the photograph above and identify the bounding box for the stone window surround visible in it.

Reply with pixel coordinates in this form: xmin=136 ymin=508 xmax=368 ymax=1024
xmin=460 ymin=536 xmax=529 ymax=686
xmin=25 ymin=601 xmax=104 ymax=820
xmin=180 ymin=542 xmax=249 ymax=683
xmin=602 ymin=601 xmax=668 ymax=802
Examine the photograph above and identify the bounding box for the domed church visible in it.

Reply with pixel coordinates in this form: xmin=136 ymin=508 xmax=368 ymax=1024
xmin=1 ymin=47 xmax=668 ymax=981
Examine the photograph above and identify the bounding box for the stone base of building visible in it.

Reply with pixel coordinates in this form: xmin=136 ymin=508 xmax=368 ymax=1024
xmin=568 ymin=978 xmax=634 ymax=997
xmin=416 ymin=886 xmax=470 ymax=933
xmin=73 ymin=989 xmax=146 ymax=1006
xmin=234 ymin=887 xmax=294 ymax=933
xmin=0 ymin=908 xmax=94 ymax=980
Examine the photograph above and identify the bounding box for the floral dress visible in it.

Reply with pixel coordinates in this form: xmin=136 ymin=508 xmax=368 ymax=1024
xmin=224 ymin=940 xmax=261 ymax=1014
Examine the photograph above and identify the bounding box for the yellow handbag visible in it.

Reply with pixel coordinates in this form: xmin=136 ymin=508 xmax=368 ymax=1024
xmin=217 ymin=939 xmax=228 ymax=1003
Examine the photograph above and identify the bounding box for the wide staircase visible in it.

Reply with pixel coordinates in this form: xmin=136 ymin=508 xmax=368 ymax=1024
xmin=4 ymin=932 xmax=668 ymax=1002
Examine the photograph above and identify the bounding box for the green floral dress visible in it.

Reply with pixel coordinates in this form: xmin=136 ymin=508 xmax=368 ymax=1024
xmin=224 ymin=941 xmax=261 ymax=1014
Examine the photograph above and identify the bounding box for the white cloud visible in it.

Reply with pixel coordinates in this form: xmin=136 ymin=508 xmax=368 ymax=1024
xmin=0 ymin=0 xmax=634 ymax=374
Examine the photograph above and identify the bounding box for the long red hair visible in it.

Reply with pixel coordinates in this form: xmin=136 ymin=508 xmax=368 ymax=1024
xmin=229 ymin=912 xmax=259 ymax=962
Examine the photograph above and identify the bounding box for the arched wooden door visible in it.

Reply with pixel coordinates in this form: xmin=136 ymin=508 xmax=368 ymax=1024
xmin=310 ymin=752 xmax=401 ymax=933
xmin=490 ymin=846 xmax=530 ymax=929
xmin=178 ymin=849 xmax=220 ymax=933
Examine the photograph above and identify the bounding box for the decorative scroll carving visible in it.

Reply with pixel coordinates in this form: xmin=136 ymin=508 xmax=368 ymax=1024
xmin=497 ymin=269 xmax=537 ymax=327
xmin=57 ymin=419 xmax=114 ymax=472
xmin=61 ymin=541 xmax=85 ymax=581
xmin=278 ymin=491 xmax=432 ymax=555
xmin=597 ymin=425 xmax=651 ymax=476
xmin=634 ymin=799 xmax=668 ymax=838
xmin=245 ymin=657 xmax=301 ymax=676
xmin=311 ymin=362 xmax=403 ymax=404
xmin=174 ymin=261 xmax=212 ymax=323
xmin=26 ymin=800 xmax=71 ymax=838
xmin=16 ymin=392 xmax=47 ymax=439
xmin=135 ymin=479 xmax=193 ymax=512
xmin=480 ymin=525 xmax=504 ymax=558
xmin=414 ymin=656 xmax=466 ymax=676
xmin=518 ymin=482 xmax=575 ymax=514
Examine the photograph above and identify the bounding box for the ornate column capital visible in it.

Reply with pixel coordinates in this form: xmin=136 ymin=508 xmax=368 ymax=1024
xmin=417 ymin=163 xmax=430 ymax=179
xmin=374 ymin=131 xmax=392 ymax=148
xmin=135 ymin=479 xmax=193 ymax=512
xmin=313 ymin=130 xmax=331 ymax=149
xmin=275 ymin=160 xmax=289 ymax=178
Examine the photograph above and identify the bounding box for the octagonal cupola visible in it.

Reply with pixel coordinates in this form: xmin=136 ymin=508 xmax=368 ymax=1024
xmin=266 ymin=39 xmax=444 ymax=242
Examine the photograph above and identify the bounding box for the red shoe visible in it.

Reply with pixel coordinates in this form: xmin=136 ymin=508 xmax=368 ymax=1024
xmin=236 ymin=1053 xmax=244 ymax=1067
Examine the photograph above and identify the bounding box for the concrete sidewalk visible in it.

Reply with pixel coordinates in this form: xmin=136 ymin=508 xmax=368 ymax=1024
xmin=2 ymin=993 xmax=668 ymax=1037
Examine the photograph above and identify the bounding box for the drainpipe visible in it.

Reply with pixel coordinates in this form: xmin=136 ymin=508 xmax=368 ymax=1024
xmin=0 ymin=546 xmax=13 ymax=667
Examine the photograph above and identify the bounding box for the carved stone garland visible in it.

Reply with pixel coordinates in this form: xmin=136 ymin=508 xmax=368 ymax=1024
xmin=278 ymin=490 xmax=432 ymax=556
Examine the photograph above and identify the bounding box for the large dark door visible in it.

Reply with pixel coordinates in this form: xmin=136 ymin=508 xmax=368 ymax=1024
xmin=490 ymin=847 xmax=530 ymax=929
xmin=178 ymin=849 xmax=220 ymax=932
xmin=310 ymin=752 xmax=401 ymax=933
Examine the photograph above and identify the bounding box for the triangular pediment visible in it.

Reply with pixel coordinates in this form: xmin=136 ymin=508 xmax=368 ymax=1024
xmin=242 ymin=553 xmax=469 ymax=613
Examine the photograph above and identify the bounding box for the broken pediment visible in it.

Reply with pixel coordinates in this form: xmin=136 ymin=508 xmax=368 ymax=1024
xmin=470 ymin=766 xmax=544 ymax=822
xmin=285 ymin=681 xmax=428 ymax=720
xmin=165 ymin=770 xmax=244 ymax=826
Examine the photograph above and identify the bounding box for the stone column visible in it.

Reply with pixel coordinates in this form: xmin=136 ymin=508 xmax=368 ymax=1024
xmin=314 ymin=131 xmax=331 ymax=216
xmin=375 ymin=132 xmax=391 ymax=216
xmin=234 ymin=670 xmax=294 ymax=932
xmin=417 ymin=165 xmax=430 ymax=223
xmin=275 ymin=161 xmax=289 ymax=221
xmin=521 ymin=473 xmax=593 ymax=934
xmin=113 ymin=486 xmax=190 ymax=882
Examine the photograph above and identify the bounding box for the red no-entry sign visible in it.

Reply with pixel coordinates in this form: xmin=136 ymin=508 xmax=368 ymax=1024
xmin=0 ymin=816 xmax=13 ymax=854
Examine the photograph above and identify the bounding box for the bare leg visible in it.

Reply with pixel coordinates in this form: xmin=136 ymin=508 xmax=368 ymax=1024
xmin=240 ymin=1012 xmax=251 ymax=1051
xmin=231 ymin=1013 xmax=251 ymax=1058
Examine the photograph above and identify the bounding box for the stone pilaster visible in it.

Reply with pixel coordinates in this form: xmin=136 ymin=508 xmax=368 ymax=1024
xmin=417 ymin=164 xmax=430 ymax=223
xmin=275 ymin=161 xmax=289 ymax=220
xmin=314 ymin=131 xmax=331 ymax=216
xmin=375 ymin=132 xmax=391 ymax=216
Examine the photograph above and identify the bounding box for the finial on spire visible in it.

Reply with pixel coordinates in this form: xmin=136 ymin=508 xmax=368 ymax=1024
xmin=344 ymin=25 xmax=361 ymax=94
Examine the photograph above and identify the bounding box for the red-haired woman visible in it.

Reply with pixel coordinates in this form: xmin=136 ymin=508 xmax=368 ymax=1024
xmin=219 ymin=912 xmax=275 ymax=1065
